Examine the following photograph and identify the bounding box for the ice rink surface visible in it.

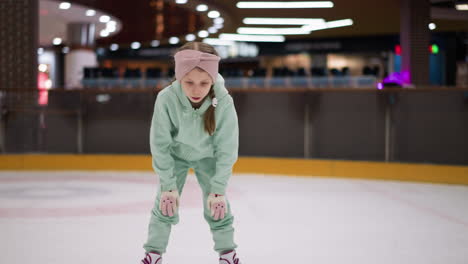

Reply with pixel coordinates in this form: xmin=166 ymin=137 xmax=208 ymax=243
xmin=1 ymin=170 xmax=468 ymax=264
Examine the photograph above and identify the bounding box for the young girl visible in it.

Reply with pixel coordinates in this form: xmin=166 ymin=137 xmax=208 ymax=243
xmin=140 ymin=42 xmax=243 ymax=264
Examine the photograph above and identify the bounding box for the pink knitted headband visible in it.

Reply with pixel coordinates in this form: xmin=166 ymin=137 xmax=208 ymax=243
xmin=174 ymin=49 xmax=221 ymax=83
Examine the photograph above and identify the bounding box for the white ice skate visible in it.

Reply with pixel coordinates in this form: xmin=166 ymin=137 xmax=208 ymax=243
xmin=219 ymin=250 xmax=242 ymax=264
xmin=140 ymin=252 xmax=162 ymax=264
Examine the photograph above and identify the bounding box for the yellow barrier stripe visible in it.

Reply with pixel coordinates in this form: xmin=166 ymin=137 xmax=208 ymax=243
xmin=0 ymin=154 xmax=151 ymax=171
xmin=0 ymin=154 xmax=467 ymax=185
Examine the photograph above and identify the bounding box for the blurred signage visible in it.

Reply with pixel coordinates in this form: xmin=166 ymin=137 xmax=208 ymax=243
xmin=285 ymin=41 xmax=341 ymax=51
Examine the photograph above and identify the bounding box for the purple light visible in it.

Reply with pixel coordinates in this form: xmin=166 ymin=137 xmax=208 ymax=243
xmin=377 ymin=82 xmax=383 ymax=90
xmin=382 ymin=70 xmax=411 ymax=87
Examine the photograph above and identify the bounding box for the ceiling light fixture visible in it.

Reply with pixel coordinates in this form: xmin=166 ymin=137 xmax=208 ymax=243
xmin=99 ymin=15 xmax=111 ymax=23
xmin=52 ymin=37 xmax=62 ymax=45
xmin=237 ymin=27 xmax=311 ymax=35
xmin=169 ymin=37 xmax=180 ymax=44
xmin=100 ymin=30 xmax=109 ymax=37
xmin=456 ymin=3 xmax=468 ymax=10
xmin=131 ymin=42 xmax=141 ymax=49
xmin=302 ymin=18 xmax=353 ymax=31
xmin=85 ymin=9 xmax=96 ymax=16
xmin=196 ymin=4 xmax=208 ymax=11
xmin=203 ymin=38 xmax=235 ymax=46
xmin=198 ymin=30 xmax=209 ymax=38
xmin=186 ymin=34 xmax=196 ymax=41
xmin=110 ymin=44 xmax=119 ymax=51
xmin=219 ymin=33 xmax=285 ymax=42
xmin=59 ymin=2 xmax=71 ymax=9
xmin=214 ymin=17 xmax=224 ymax=24
xmin=208 ymin=10 xmax=220 ymax=18
xmin=208 ymin=27 xmax=218 ymax=33
xmin=151 ymin=40 xmax=160 ymax=47
xmin=106 ymin=21 xmax=117 ymax=32
xmin=236 ymin=1 xmax=334 ymax=9
xmin=243 ymin=17 xmax=325 ymax=25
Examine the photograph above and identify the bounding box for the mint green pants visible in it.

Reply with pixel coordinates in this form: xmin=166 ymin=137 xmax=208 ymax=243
xmin=143 ymin=155 xmax=238 ymax=254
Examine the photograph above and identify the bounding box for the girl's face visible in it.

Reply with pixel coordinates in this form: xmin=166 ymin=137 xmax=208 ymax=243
xmin=181 ymin=67 xmax=213 ymax=103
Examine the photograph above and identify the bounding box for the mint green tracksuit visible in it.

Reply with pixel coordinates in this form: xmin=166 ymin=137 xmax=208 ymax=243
xmin=143 ymin=73 xmax=239 ymax=254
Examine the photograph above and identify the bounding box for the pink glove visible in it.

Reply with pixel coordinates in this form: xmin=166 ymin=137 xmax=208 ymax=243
xmin=159 ymin=189 xmax=180 ymax=217
xmin=207 ymin=193 xmax=228 ymax=220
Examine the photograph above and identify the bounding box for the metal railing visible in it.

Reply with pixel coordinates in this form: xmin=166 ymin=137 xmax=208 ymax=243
xmin=80 ymin=76 xmax=378 ymax=89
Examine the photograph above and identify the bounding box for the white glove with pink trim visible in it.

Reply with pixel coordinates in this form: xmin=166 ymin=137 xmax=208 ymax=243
xmin=207 ymin=193 xmax=228 ymax=220
xmin=159 ymin=189 xmax=180 ymax=217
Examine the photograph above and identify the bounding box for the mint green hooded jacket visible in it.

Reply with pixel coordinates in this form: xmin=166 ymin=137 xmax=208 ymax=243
xmin=149 ymin=73 xmax=239 ymax=195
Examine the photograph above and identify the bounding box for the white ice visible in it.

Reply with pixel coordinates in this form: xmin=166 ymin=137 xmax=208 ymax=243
xmin=0 ymin=170 xmax=468 ymax=264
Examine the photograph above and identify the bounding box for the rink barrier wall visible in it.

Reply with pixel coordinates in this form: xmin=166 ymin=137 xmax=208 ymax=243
xmin=0 ymin=154 xmax=467 ymax=185
xmin=2 ymin=88 xmax=468 ymax=165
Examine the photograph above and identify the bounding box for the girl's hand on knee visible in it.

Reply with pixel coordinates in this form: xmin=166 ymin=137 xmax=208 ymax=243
xmin=159 ymin=189 xmax=180 ymax=217
xmin=207 ymin=193 xmax=227 ymax=220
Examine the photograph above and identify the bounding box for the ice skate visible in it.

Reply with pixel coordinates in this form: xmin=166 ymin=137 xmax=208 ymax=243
xmin=140 ymin=252 xmax=162 ymax=264
xmin=219 ymin=250 xmax=242 ymax=264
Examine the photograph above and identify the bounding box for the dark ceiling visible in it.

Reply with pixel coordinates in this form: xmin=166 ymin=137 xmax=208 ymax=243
xmin=69 ymin=0 xmax=468 ymax=46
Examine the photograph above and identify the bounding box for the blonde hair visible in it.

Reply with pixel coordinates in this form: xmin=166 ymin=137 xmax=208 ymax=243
xmin=175 ymin=41 xmax=219 ymax=136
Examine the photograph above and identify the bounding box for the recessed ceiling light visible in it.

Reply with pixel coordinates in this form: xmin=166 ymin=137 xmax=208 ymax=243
xmin=151 ymin=40 xmax=160 ymax=47
xmin=99 ymin=15 xmax=111 ymax=23
xmin=196 ymin=4 xmax=208 ymax=11
xmin=208 ymin=27 xmax=218 ymax=34
xmin=186 ymin=34 xmax=196 ymax=41
xmin=100 ymin=30 xmax=109 ymax=37
xmin=208 ymin=10 xmax=220 ymax=18
xmin=107 ymin=21 xmax=117 ymax=32
xmin=198 ymin=30 xmax=209 ymax=38
xmin=428 ymin=23 xmax=436 ymax=30
xmin=176 ymin=0 xmax=187 ymax=4
xmin=110 ymin=44 xmax=119 ymax=51
xmin=53 ymin=38 xmax=62 ymax=45
xmin=214 ymin=17 xmax=224 ymax=24
xmin=131 ymin=42 xmax=141 ymax=49
xmin=59 ymin=2 xmax=71 ymax=9
xmin=86 ymin=9 xmax=96 ymax=16
xmin=169 ymin=37 xmax=180 ymax=44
